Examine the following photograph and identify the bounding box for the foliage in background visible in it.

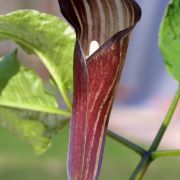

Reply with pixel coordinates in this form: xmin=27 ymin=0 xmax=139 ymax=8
xmin=159 ymin=0 xmax=180 ymax=82
xmin=0 ymin=10 xmax=75 ymax=154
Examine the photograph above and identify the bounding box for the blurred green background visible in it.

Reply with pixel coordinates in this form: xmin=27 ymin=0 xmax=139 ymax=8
xmin=1 ymin=126 xmax=180 ymax=180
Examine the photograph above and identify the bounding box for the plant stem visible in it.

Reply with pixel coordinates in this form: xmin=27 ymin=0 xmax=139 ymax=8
xmin=130 ymin=153 xmax=152 ymax=180
xmin=152 ymin=149 xmax=180 ymax=160
xmin=149 ymin=85 xmax=180 ymax=151
xmin=37 ymin=52 xmax=72 ymax=111
xmin=130 ymin=84 xmax=180 ymax=180
xmin=107 ymin=129 xmax=146 ymax=156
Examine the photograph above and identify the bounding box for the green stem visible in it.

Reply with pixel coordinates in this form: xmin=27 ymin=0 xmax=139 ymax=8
xmin=130 ymin=153 xmax=152 ymax=180
xmin=152 ymin=149 xmax=180 ymax=160
xmin=130 ymin=84 xmax=180 ymax=180
xmin=37 ymin=52 xmax=72 ymax=110
xmin=107 ymin=129 xmax=146 ymax=156
xmin=150 ymin=85 xmax=180 ymax=151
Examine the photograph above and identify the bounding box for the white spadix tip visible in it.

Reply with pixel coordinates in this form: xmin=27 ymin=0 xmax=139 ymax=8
xmin=89 ymin=41 xmax=99 ymax=56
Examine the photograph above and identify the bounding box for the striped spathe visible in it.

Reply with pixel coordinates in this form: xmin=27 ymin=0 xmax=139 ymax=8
xmin=58 ymin=1 xmax=141 ymax=180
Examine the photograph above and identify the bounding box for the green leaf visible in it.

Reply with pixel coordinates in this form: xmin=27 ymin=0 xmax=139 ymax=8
xmin=159 ymin=0 xmax=180 ymax=82
xmin=0 ymin=50 xmax=69 ymax=154
xmin=0 ymin=49 xmax=20 ymax=92
xmin=0 ymin=107 xmax=50 ymax=155
xmin=0 ymin=50 xmax=70 ymax=116
xmin=0 ymin=10 xmax=75 ymax=109
xmin=0 ymin=107 xmax=68 ymax=155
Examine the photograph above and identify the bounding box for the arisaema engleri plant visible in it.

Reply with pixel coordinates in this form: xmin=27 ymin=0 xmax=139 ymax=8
xmin=0 ymin=0 xmax=179 ymax=179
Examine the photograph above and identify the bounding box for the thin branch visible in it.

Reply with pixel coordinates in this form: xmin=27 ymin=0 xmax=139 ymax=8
xmin=107 ymin=129 xmax=146 ymax=156
xmin=130 ymin=154 xmax=152 ymax=180
xmin=130 ymin=84 xmax=180 ymax=180
xmin=149 ymin=85 xmax=180 ymax=151
xmin=152 ymin=149 xmax=180 ymax=160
